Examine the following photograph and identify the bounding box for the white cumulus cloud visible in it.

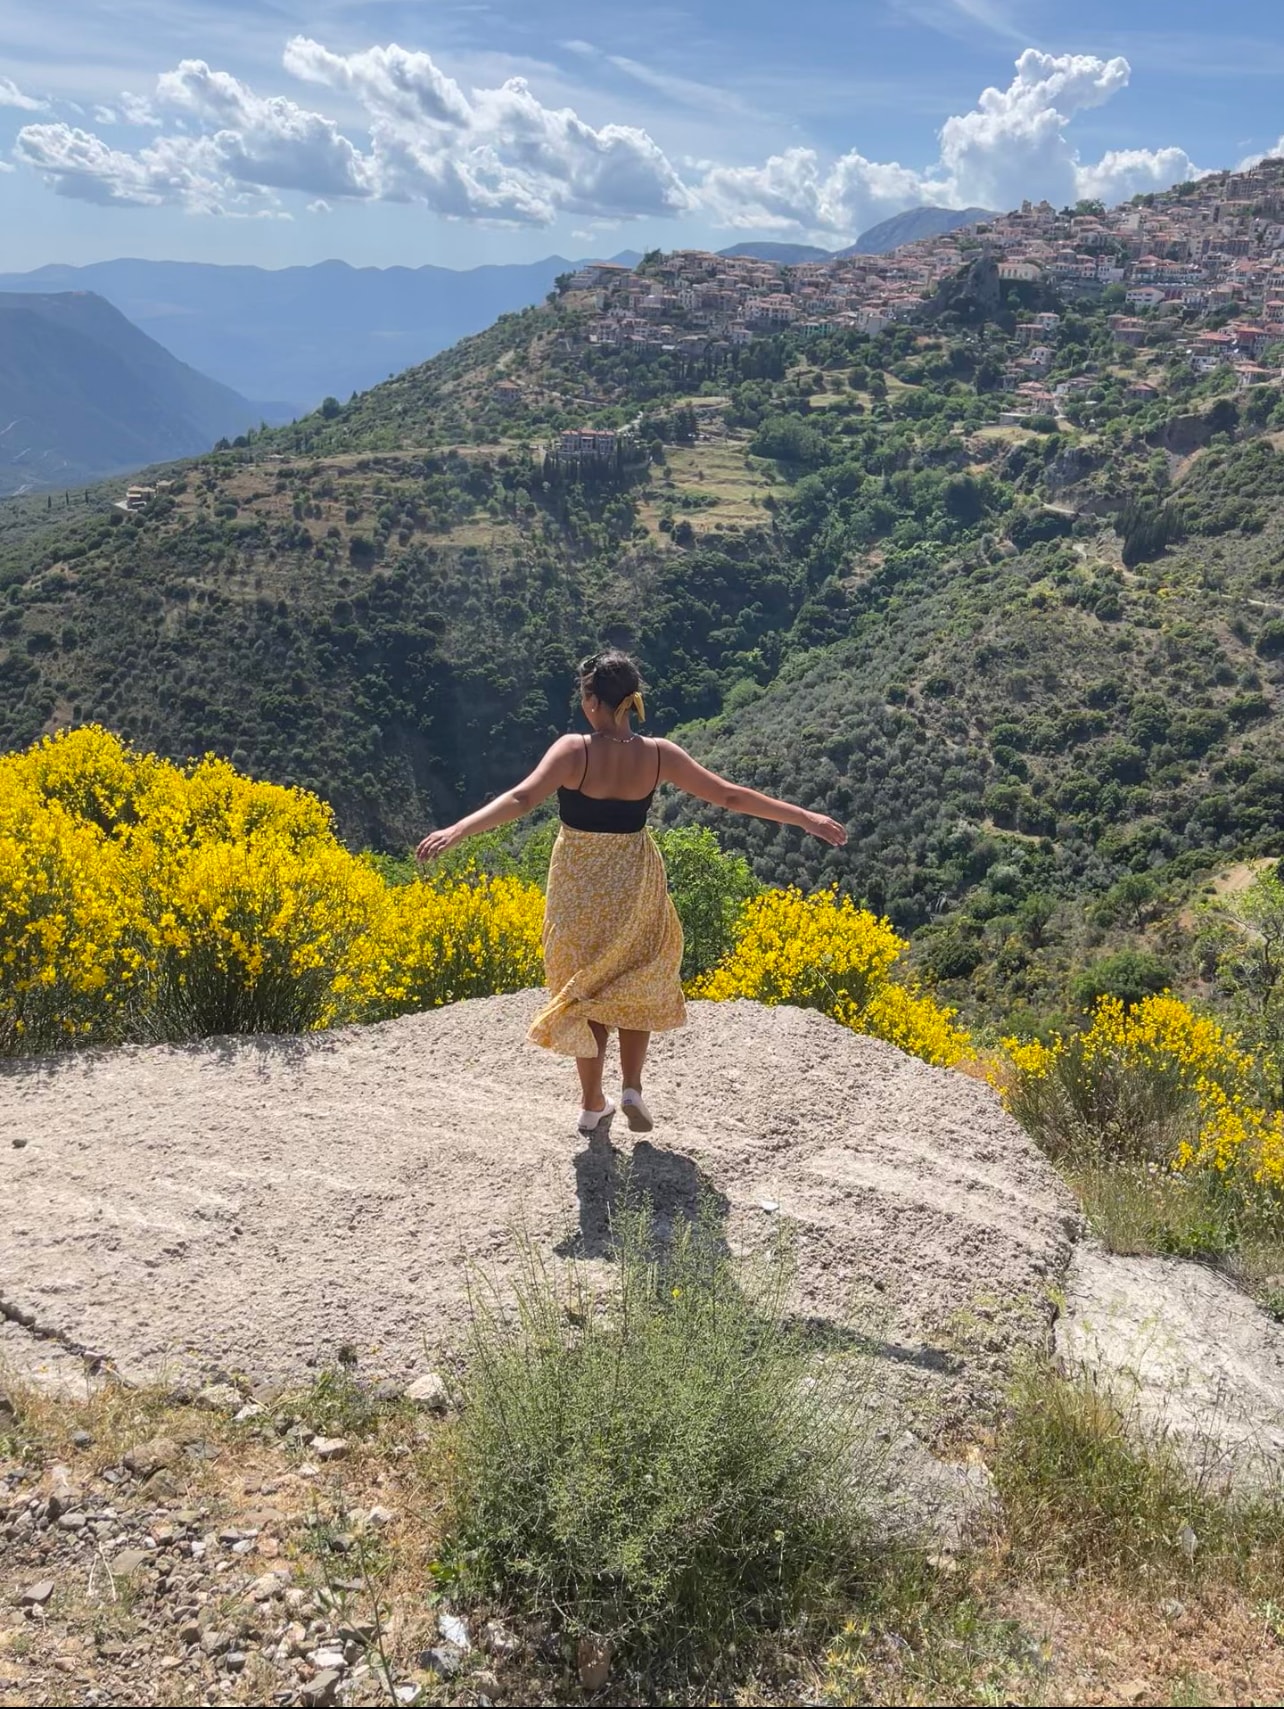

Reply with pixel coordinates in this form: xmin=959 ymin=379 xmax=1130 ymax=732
xmin=698 ymin=49 xmax=1201 ymax=239
xmin=13 ymin=123 xmax=234 ymax=210
xmin=285 ymin=36 xmax=690 ymax=222
xmin=0 ymin=74 xmax=46 ymax=111
xmin=8 ymin=41 xmax=1206 ymax=238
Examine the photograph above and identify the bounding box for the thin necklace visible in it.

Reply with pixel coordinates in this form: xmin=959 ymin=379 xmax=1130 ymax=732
xmin=593 ymin=730 xmax=637 ymax=744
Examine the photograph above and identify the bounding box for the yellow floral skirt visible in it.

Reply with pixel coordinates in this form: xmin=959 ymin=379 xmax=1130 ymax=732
xmin=527 ymin=825 xmax=686 ymax=1058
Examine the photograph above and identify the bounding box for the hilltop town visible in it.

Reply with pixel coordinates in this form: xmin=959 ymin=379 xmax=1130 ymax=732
xmin=542 ymin=158 xmax=1284 ymax=431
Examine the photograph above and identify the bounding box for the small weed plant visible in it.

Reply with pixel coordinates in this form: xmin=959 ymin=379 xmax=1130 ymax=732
xmin=445 ymin=1195 xmax=874 ymax=1674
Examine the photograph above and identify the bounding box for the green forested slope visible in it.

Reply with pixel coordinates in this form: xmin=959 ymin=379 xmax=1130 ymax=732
xmin=6 ymin=251 xmax=1284 ymax=1020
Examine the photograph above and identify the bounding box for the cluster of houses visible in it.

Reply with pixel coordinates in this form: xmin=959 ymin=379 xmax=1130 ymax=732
xmin=555 ymin=160 xmax=1284 ymax=396
xmin=114 ymin=480 xmax=173 ymax=513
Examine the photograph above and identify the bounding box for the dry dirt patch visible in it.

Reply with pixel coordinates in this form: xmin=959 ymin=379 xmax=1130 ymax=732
xmin=2 ymin=995 xmax=1074 ymax=1439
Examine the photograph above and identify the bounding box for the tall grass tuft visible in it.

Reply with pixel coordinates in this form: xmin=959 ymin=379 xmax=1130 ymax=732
xmin=445 ymin=1196 xmax=873 ymax=1673
xmin=994 ymin=1364 xmax=1284 ymax=1584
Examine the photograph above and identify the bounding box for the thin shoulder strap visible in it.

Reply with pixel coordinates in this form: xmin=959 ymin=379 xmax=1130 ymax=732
xmin=651 ymin=737 xmax=662 ymax=792
xmin=578 ymin=732 xmax=591 ymax=789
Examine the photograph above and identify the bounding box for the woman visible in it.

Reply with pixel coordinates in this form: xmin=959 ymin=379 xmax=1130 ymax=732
xmin=416 ymin=650 xmax=846 ymax=1136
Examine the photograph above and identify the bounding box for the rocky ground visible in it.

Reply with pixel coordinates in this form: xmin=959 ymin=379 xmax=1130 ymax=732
xmin=0 ymin=1368 xmax=521 ymax=1709
xmin=5 ymin=1364 xmax=1284 ymax=1709
xmin=4 ymin=995 xmax=1284 ymax=1704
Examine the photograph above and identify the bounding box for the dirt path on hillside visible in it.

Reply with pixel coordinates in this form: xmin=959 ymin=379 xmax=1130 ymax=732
xmin=1 ymin=996 xmax=1077 ymax=1439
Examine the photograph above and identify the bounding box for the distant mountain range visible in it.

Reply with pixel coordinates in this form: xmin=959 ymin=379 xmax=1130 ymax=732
xmin=0 ymin=209 xmax=993 ymax=416
xmin=839 ymin=205 xmax=994 ymax=255
xmin=0 ymin=256 xmax=583 ymax=415
xmin=0 ymin=292 xmax=274 ymax=496
xmin=716 ymin=208 xmax=993 ymax=265
xmin=717 ymin=242 xmax=834 ymax=264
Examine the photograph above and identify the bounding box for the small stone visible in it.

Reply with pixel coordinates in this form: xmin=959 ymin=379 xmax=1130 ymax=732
xmin=437 ymin=1611 xmax=470 ymax=1651
xmin=311 ymin=1437 xmax=349 ymax=1462
xmin=223 ymin=1651 xmax=247 ymax=1674
xmin=481 ymin=1618 xmax=518 ymax=1657
xmin=418 ymin=1647 xmax=461 ymax=1678
xmin=1118 ymin=1683 xmax=1149 ymax=1705
xmin=577 ymin=1634 xmax=612 ymax=1691
xmin=18 ymin=1581 xmax=54 ymax=1609
xmin=248 ymin=1572 xmax=284 ymax=1602
xmin=70 ymin=1430 xmax=94 ymax=1449
xmin=123 ymin=1437 xmax=180 ymax=1478
xmin=12 ymin=1136 xmax=27 ymax=1148
xmin=202 ymin=1628 xmax=232 ymax=1656
xmin=301 ymin=1669 xmax=343 ymax=1707
xmin=371 ymin=1379 xmax=402 ymax=1403
xmin=146 ymin=1471 xmax=181 ymax=1500
xmin=283 ymin=1588 xmax=308 ymax=1611
xmin=195 ymin=1382 xmax=244 ymax=1412
xmin=394 ymin=1688 xmax=419 ymax=1706
xmin=110 ymin=1548 xmax=150 ymax=1577
xmin=97 ymin=1637 xmax=124 ymax=1659
xmin=234 ymin=1402 xmax=266 ymax=1423
xmin=366 ymin=1505 xmax=395 ymax=1528
xmin=308 ymin=1645 xmax=346 ymax=1671
xmin=404 ymin=1373 xmax=450 ymax=1412
xmin=57 ymin=1510 xmax=88 ymax=1531
xmin=45 ymin=1479 xmax=80 ymax=1521
xmin=178 ymin=1620 xmax=201 ymax=1646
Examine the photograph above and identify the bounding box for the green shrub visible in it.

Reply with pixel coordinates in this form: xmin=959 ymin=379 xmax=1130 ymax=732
xmin=446 ymin=1198 xmax=871 ymax=1671
xmin=654 ymin=824 xmax=760 ymax=982
xmin=1071 ymin=949 xmax=1173 ymax=1012
xmin=1004 ymin=1031 xmax=1196 ymax=1167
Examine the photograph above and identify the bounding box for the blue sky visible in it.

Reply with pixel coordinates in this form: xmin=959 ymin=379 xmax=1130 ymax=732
xmin=2 ymin=0 xmax=1282 ymax=272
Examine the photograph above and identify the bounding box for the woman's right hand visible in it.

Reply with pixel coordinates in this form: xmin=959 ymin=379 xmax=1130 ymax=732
xmin=805 ymin=811 xmax=847 ymax=846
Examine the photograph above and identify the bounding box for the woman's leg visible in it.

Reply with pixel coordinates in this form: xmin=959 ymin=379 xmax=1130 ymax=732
xmin=575 ymin=1022 xmax=610 ymax=1112
xmin=619 ymin=1028 xmax=650 ymax=1091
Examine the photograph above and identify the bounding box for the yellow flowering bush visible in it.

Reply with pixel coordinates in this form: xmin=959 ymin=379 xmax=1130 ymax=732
xmin=137 ymin=839 xmax=389 ymax=1040
xmin=0 ymin=794 xmax=150 ymax=1052
xmin=357 ymin=871 xmax=546 ymax=1021
xmin=693 ymin=886 xmax=971 ymax=1068
xmin=998 ymin=994 xmax=1284 ymax=1191
xmin=0 ymin=727 xmax=545 ymax=1051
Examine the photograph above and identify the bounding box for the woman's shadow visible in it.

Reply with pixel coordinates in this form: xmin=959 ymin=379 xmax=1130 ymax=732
xmin=555 ymin=1130 xmax=730 ymax=1260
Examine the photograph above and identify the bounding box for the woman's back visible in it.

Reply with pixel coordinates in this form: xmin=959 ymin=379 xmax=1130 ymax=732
xmin=557 ymin=733 xmax=662 ymax=833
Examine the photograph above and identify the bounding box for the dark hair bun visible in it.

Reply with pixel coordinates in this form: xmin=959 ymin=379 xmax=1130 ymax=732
xmin=578 ymin=649 xmax=644 ymax=710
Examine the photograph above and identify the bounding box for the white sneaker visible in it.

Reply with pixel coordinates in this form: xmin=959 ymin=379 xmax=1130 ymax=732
xmin=577 ymin=1099 xmax=616 ymax=1135
xmin=621 ymin=1088 xmax=653 ymax=1133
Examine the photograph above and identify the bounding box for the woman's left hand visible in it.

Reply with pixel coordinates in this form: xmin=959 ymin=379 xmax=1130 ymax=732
xmin=416 ymin=824 xmax=463 ymax=862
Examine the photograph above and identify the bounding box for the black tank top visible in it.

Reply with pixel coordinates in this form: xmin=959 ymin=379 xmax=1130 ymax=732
xmin=557 ymin=734 xmax=661 ymax=833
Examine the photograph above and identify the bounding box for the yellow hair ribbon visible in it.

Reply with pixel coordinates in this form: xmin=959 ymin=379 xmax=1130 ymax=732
xmin=630 ymin=691 xmax=646 ymax=723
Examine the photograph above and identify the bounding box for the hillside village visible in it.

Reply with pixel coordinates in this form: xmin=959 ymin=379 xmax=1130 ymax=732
xmin=549 ymin=158 xmax=1284 ymax=428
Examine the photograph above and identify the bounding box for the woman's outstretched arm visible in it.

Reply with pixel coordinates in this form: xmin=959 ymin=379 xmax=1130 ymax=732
xmin=656 ymin=740 xmax=847 ymax=847
xmin=415 ymin=736 xmax=581 ymax=863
